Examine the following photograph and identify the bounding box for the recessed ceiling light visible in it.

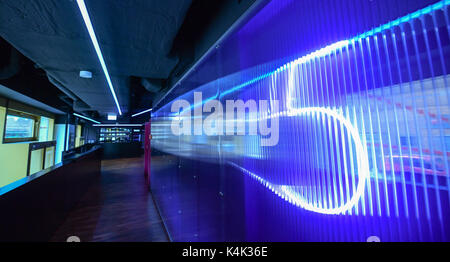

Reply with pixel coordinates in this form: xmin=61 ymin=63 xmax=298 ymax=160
xmin=79 ymin=70 xmax=92 ymax=78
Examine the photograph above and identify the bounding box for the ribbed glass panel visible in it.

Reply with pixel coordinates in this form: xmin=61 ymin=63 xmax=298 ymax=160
xmin=150 ymin=0 xmax=450 ymax=241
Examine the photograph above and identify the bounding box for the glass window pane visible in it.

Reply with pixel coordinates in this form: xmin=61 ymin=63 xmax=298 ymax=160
xmin=5 ymin=115 xmax=35 ymax=138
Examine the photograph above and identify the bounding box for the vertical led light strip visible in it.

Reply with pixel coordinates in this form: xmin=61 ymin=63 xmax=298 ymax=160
xmin=76 ymin=0 xmax=122 ymax=115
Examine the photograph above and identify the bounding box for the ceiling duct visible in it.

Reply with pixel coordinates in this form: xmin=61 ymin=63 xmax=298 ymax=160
xmin=141 ymin=78 xmax=162 ymax=93
xmin=73 ymin=100 xmax=91 ymax=112
xmin=47 ymin=74 xmax=91 ymax=111
xmin=58 ymin=94 xmax=74 ymax=107
xmin=0 ymin=46 xmax=21 ymax=80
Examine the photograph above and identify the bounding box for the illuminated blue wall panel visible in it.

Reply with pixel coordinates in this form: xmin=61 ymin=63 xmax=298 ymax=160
xmin=151 ymin=0 xmax=450 ymax=241
xmin=54 ymin=124 xmax=66 ymax=164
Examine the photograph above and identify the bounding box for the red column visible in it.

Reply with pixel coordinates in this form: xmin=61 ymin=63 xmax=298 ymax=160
xmin=144 ymin=121 xmax=151 ymax=187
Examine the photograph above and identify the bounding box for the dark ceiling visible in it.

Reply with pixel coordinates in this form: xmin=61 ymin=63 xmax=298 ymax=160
xmin=0 ymin=0 xmax=257 ymax=121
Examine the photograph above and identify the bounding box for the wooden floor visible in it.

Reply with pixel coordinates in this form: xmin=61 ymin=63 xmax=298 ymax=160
xmin=51 ymin=157 xmax=168 ymax=242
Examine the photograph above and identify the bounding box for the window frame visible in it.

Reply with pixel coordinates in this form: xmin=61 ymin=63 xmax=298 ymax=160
xmin=3 ymin=110 xmax=40 ymax=143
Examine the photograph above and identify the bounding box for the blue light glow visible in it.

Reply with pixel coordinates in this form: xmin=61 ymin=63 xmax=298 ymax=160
xmin=229 ymin=106 xmax=369 ymax=215
xmin=189 ymin=0 xmax=450 ymax=102
xmin=149 ymin=0 xmax=450 ymax=241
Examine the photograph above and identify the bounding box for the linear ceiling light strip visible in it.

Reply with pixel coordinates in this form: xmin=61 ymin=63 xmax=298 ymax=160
xmin=76 ymin=0 xmax=122 ymax=115
xmin=73 ymin=112 xmax=100 ymax=124
xmin=92 ymin=124 xmax=143 ymax=127
xmin=131 ymin=108 xmax=152 ymax=118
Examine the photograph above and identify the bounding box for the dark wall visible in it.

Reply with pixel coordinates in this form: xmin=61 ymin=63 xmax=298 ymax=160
xmin=0 ymin=147 xmax=101 ymax=241
xmin=101 ymin=142 xmax=143 ymax=160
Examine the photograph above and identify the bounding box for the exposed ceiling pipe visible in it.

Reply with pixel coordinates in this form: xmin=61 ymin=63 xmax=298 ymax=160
xmin=0 ymin=47 xmax=21 ymax=79
xmin=58 ymin=94 xmax=74 ymax=107
xmin=73 ymin=100 xmax=91 ymax=112
xmin=47 ymin=74 xmax=78 ymax=101
xmin=140 ymin=78 xmax=162 ymax=93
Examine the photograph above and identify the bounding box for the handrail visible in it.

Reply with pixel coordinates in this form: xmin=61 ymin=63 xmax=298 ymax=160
xmin=0 ymin=145 xmax=102 ymax=241
xmin=0 ymin=145 xmax=101 ymax=197
xmin=62 ymin=143 xmax=100 ymax=163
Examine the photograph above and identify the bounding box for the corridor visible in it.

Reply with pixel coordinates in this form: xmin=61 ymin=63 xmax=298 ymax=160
xmin=51 ymin=157 xmax=168 ymax=242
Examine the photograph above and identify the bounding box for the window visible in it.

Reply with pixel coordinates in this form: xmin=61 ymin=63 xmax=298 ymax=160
xmin=4 ymin=111 xmax=39 ymax=143
xmin=38 ymin=116 xmax=49 ymax=141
